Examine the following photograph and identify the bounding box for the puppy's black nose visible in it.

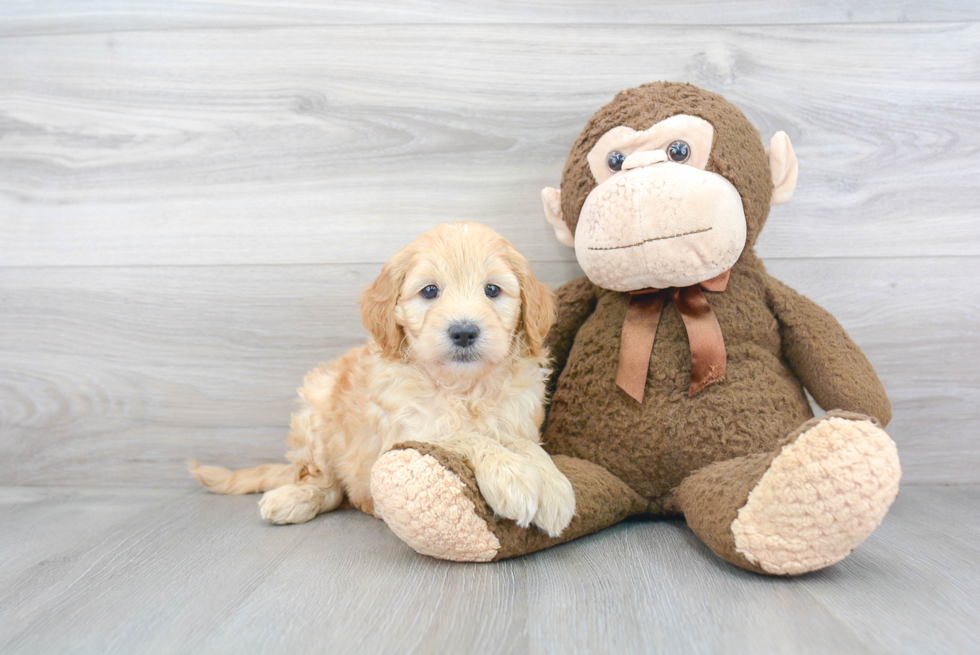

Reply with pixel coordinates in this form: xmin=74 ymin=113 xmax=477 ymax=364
xmin=448 ymin=323 xmax=480 ymax=348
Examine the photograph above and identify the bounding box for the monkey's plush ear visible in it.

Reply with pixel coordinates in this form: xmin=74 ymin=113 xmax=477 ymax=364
xmin=541 ymin=187 xmax=575 ymax=248
xmin=766 ymin=131 xmax=798 ymax=206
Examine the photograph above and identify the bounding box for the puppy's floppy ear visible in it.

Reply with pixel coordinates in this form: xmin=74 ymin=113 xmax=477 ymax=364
xmin=507 ymin=250 xmax=556 ymax=358
xmin=360 ymin=248 xmax=412 ymax=359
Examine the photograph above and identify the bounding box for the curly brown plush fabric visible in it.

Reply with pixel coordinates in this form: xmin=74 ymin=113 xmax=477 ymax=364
xmin=542 ymin=251 xmax=894 ymax=501
xmin=671 ymin=410 xmax=883 ymax=574
xmin=382 ymin=441 xmax=648 ymax=561
xmin=376 ymin=82 xmax=900 ymax=575
xmin=537 ymin=83 xmax=897 ymax=574
xmin=559 ymin=82 xmax=774 ymax=247
xmin=544 ymin=82 xmax=890 ymax=497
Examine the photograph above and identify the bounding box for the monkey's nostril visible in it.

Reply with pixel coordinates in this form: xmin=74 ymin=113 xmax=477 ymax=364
xmin=448 ymin=323 xmax=480 ymax=348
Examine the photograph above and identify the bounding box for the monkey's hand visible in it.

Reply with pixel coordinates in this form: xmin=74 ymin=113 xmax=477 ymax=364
xmin=766 ymin=275 xmax=892 ymax=426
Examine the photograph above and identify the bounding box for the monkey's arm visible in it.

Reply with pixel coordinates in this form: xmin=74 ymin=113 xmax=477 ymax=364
xmin=543 ymin=277 xmax=599 ymax=403
xmin=765 ymin=275 xmax=892 ymax=426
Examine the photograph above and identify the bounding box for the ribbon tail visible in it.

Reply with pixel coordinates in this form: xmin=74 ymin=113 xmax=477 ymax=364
xmin=699 ymin=268 xmax=731 ymax=293
xmin=674 ymin=286 xmax=727 ymax=396
xmin=616 ymin=292 xmax=665 ymax=403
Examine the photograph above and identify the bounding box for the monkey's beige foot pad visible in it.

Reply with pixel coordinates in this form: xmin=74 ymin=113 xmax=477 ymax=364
xmin=731 ymin=415 xmax=901 ymax=576
xmin=371 ymin=444 xmax=501 ymax=562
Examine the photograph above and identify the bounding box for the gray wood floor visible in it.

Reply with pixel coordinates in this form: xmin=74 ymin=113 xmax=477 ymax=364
xmin=1 ymin=485 xmax=977 ymax=655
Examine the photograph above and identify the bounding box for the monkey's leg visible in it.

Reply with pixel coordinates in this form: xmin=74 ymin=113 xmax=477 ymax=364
xmin=370 ymin=441 xmax=648 ymax=562
xmin=672 ymin=410 xmax=901 ymax=576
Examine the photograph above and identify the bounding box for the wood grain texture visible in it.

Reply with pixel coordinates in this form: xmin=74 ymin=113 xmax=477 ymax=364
xmin=0 ymin=487 xmax=181 ymax=605
xmin=0 ymin=485 xmax=977 ymax=654
xmin=3 ymin=0 xmax=979 ymax=36
xmin=0 ymin=9 xmax=975 ymax=653
xmin=1 ymin=258 xmax=976 ymax=486
xmin=1 ymin=12 xmax=976 ymax=486
xmin=802 ymin=486 xmax=980 ymax=654
xmin=1 ymin=23 xmax=978 ymax=266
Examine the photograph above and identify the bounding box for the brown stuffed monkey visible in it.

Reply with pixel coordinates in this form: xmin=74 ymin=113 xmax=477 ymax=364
xmin=371 ymin=82 xmax=900 ymax=575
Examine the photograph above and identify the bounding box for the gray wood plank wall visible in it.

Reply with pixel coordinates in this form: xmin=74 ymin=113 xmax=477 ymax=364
xmin=1 ymin=2 xmax=977 ymax=486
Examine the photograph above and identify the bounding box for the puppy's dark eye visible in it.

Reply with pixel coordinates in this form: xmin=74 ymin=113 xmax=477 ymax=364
xmin=607 ymin=151 xmax=626 ymax=172
xmin=667 ymin=140 xmax=690 ymax=163
xmin=485 ymin=284 xmax=501 ymax=299
xmin=420 ymin=285 xmax=439 ymax=300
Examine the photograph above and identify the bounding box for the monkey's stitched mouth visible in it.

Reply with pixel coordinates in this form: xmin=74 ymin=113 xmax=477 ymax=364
xmin=588 ymin=227 xmax=712 ymax=251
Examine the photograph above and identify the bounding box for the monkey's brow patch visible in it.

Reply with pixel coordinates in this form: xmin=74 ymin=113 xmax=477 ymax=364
xmin=588 ymin=227 xmax=713 ymax=251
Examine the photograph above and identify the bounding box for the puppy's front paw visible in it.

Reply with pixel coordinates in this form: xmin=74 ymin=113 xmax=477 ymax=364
xmin=259 ymin=484 xmax=325 ymax=525
xmin=532 ymin=464 xmax=576 ymax=538
xmin=474 ymin=450 xmax=542 ymax=528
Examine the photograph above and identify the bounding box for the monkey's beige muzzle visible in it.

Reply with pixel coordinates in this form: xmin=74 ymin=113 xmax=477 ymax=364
xmin=575 ymin=161 xmax=746 ymax=292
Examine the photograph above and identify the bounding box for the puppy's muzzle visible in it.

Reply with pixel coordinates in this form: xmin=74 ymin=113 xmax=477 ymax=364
xmin=448 ymin=322 xmax=480 ymax=349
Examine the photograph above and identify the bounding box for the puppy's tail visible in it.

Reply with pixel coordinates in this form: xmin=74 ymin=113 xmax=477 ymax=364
xmin=188 ymin=460 xmax=298 ymax=495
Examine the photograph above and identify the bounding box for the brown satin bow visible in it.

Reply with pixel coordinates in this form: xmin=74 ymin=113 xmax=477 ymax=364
xmin=616 ymin=270 xmax=731 ymax=403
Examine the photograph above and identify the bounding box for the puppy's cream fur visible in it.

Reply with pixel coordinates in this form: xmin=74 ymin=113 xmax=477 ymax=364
xmin=191 ymin=223 xmax=575 ymax=537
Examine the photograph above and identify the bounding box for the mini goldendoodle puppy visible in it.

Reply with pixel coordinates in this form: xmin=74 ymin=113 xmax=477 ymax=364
xmin=191 ymin=223 xmax=575 ymax=537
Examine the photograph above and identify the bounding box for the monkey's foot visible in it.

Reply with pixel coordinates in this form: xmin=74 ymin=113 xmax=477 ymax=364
xmin=679 ymin=411 xmax=901 ymax=576
xmin=730 ymin=413 xmax=901 ymax=575
xmin=371 ymin=443 xmax=501 ymax=562
xmin=371 ymin=442 xmax=647 ymax=562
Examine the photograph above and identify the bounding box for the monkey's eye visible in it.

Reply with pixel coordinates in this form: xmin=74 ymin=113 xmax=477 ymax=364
xmin=420 ymin=285 xmax=439 ymax=300
xmin=606 ymin=151 xmax=626 ymax=172
xmin=485 ymin=284 xmax=501 ymax=299
xmin=667 ymin=141 xmax=691 ymax=164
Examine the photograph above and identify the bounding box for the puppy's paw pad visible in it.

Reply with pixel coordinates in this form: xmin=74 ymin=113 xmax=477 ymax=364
xmin=259 ymin=484 xmax=323 ymax=525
